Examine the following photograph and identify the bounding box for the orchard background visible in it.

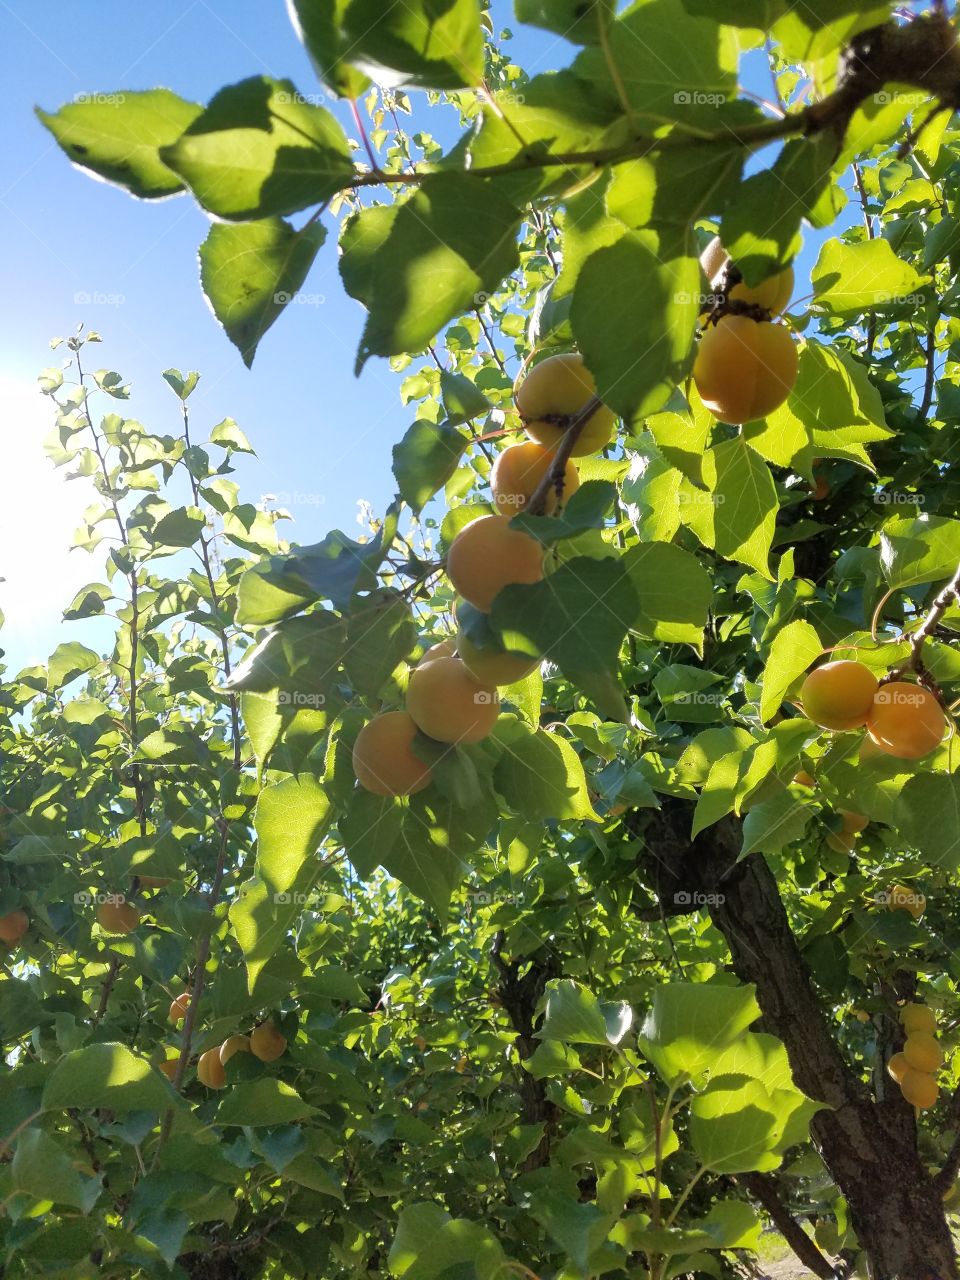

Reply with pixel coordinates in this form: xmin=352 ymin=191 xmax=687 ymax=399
xmin=7 ymin=1 xmax=960 ymax=1277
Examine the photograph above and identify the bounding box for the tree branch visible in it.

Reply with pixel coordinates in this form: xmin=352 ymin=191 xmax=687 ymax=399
xmin=739 ymin=1172 xmax=841 ymax=1280
xmin=525 ymin=395 xmax=603 ymax=517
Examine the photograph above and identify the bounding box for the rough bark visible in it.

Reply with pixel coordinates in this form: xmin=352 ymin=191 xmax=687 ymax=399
xmin=739 ymin=1172 xmax=839 ymax=1280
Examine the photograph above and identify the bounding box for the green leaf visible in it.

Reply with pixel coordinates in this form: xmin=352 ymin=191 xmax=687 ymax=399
xmin=161 ymin=76 xmax=353 ymax=219
xmin=344 ymin=590 xmax=417 ymax=697
xmin=682 ymin=437 xmax=777 ymax=578
xmin=515 ymin=0 xmax=605 ymax=43
xmin=528 ymin=1189 xmax=618 ymax=1275
xmin=572 ymin=230 xmax=700 ymax=420
xmin=226 ymin=612 xmax=346 ymax=696
xmin=721 ymin=136 xmax=837 ymax=286
xmin=36 ymin=90 xmax=202 ymax=198
xmin=741 ymin=786 xmax=813 ymax=856
xmin=439 ymin=369 xmax=491 ymax=425
xmin=895 ymin=774 xmax=960 ymax=871
xmin=639 ymin=983 xmax=761 ymax=1084
xmin=342 ymin=0 xmax=485 ymax=90
xmin=494 ymin=723 xmax=600 ymax=822
xmin=539 ymin=979 xmax=632 ymax=1046
xmin=151 ymin=505 xmax=207 ymax=549
xmin=389 ymin=1204 xmax=505 ymax=1280
xmin=393 ymin=419 xmax=469 ymax=513
xmin=43 ymin=1044 xmax=182 ymax=1112
xmin=879 ymin=515 xmax=960 ymax=590
xmin=287 ymin=0 xmax=371 ymax=99
xmin=622 ymin=542 xmax=711 ymax=648
xmin=689 ymin=1078 xmax=783 ymax=1174
xmin=209 ymin=417 xmax=255 ymax=453
xmin=12 ymin=1128 xmax=101 ymax=1212
xmin=256 ymin=774 xmax=333 ymax=896
xmin=47 ymin=641 xmax=99 ymax=691
xmin=199 ymin=217 xmax=327 ymax=368
xmin=229 ymin=876 xmax=304 ymax=993
xmin=812 ymin=238 xmax=926 ymax=314
xmin=760 ymin=620 xmax=822 ymax=724
xmin=352 ymin=175 xmax=520 ymax=365
xmin=215 ymin=1079 xmax=316 ymax=1126
xmin=340 ymin=789 xmax=405 ymax=879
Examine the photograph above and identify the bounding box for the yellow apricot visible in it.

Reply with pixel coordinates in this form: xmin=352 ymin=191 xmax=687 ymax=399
xmin=825 ymin=830 xmax=857 ymax=854
xmin=866 ymin=683 xmax=946 ymax=760
xmin=799 ymin=661 xmax=879 ymax=732
xmin=136 ymin=875 xmax=171 ymax=889
xmin=352 ymin=711 xmax=433 ymax=798
xmin=250 ymin=1021 xmax=287 ymax=1062
xmin=900 ymin=1067 xmax=939 ymax=1109
xmin=515 ymin=353 xmax=616 ymax=457
xmin=490 ymin=441 xmax=579 ymax=516
xmin=840 ymin=810 xmax=868 ymax=834
xmin=446 ymin=515 xmax=544 ymax=613
xmin=700 ymin=235 xmax=794 ymax=316
xmin=0 ymin=910 xmax=29 ymax=947
xmin=418 ymin=638 xmax=457 ymax=666
xmin=158 ymin=1056 xmax=181 ymax=1082
xmin=457 ymin=631 xmax=539 ymax=686
xmin=220 ymin=1034 xmax=251 ymax=1065
xmin=903 ymin=1033 xmax=943 ymax=1073
xmin=900 ymin=1004 xmax=936 ymax=1035
xmin=887 ymin=884 xmax=926 ymax=919
xmin=169 ymin=992 xmax=191 ymax=1024
xmin=197 ymin=1047 xmax=226 ymax=1089
xmin=793 ymin=770 xmax=816 ymax=788
xmin=96 ymin=900 xmax=141 ymax=934
xmin=886 ymin=1052 xmax=909 ymax=1083
xmin=406 ymin=656 xmax=499 ymax=745
xmin=693 ymin=315 xmax=798 ymax=424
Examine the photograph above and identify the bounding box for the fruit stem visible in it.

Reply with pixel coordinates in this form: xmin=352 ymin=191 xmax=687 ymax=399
xmin=525 ymin=395 xmax=603 ymax=517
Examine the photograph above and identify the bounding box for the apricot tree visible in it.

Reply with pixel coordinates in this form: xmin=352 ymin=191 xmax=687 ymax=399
xmin=7 ymin=2 xmax=960 ymax=1279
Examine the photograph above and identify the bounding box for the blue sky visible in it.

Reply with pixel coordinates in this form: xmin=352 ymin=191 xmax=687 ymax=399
xmin=0 ymin=1 xmax=840 ymax=673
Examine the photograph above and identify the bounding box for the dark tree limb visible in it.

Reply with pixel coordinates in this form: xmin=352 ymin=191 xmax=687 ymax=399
xmin=739 ymin=1172 xmax=840 ymax=1280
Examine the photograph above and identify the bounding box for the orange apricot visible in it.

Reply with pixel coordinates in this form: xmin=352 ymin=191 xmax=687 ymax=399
xmin=900 ymin=1067 xmax=939 ymax=1109
xmin=903 ymin=1033 xmax=943 ymax=1073
xmin=418 ymin=638 xmax=457 ymax=666
xmin=351 ymin=711 xmax=433 ymax=798
xmin=220 ymin=1034 xmax=251 ymax=1065
xmin=169 ymin=992 xmax=191 ymax=1024
xmin=693 ymin=315 xmax=798 ymax=424
xmin=446 ymin=515 xmax=544 ymax=613
xmin=800 ymin=661 xmax=879 ymax=732
xmin=96 ymin=899 xmax=141 ymax=934
xmin=406 ymin=656 xmax=499 ymax=745
xmin=490 ymin=441 xmax=579 ymax=516
xmin=866 ymin=683 xmax=946 ymax=760
xmin=700 ymin=236 xmax=794 ymax=316
xmin=457 ymin=631 xmax=539 ymax=686
xmin=197 ymin=1047 xmax=226 ymax=1089
xmin=515 ymin=353 xmax=615 ymax=457
xmin=0 ymin=910 xmax=29 ymax=947
xmin=888 ymin=884 xmax=926 ymax=919
xmin=157 ymin=1056 xmax=181 ymax=1082
xmin=900 ymin=1004 xmax=936 ymax=1035
xmin=250 ymin=1020 xmax=287 ymax=1062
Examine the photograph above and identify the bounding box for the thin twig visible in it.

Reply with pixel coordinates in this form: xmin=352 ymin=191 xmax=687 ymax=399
xmin=525 ymin=395 xmax=603 ymax=516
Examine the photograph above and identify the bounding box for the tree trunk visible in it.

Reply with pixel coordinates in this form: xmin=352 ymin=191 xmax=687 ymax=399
xmin=707 ymin=851 xmax=958 ymax=1280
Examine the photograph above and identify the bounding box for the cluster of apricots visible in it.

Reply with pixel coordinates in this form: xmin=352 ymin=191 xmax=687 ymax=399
xmin=91 ymin=871 xmax=175 ymax=936
xmin=693 ymin=236 xmax=798 ymax=425
xmin=352 ymin=353 xmax=615 ymax=797
xmin=161 ymin=991 xmax=287 ymax=1088
xmin=0 ymin=909 xmax=29 ymax=949
xmin=799 ymin=660 xmax=947 ymax=760
xmin=887 ymin=1003 xmax=942 ymax=1110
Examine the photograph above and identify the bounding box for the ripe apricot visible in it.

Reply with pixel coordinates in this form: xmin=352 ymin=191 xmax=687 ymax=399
xmin=406 ymin=656 xmax=499 ymax=745
xmin=220 ymin=1034 xmax=251 ymax=1065
xmin=446 ymin=515 xmax=544 ymax=613
xmin=490 ymin=441 xmax=579 ymax=516
xmin=0 ymin=909 xmax=29 ymax=947
xmin=250 ymin=1020 xmax=287 ymax=1062
xmin=158 ymin=1056 xmax=180 ymax=1082
xmin=887 ymin=1052 xmax=909 ymax=1083
xmin=515 ymin=353 xmax=616 ymax=457
xmin=457 ymin=631 xmax=539 ymax=686
xmin=840 ymin=810 xmax=868 ymax=834
xmin=136 ymin=875 xmax=171 ymax=889
xmin=793 ymin=770 xmax=815 ymax=788
xmin=693 ymin=315 xmax=798 ymax=424
xmin=419 ymin=638 xmax=457 ymax=666
xmin=900 ymin=1004 xmax=936 ymax=1035
xmin=169 ymin=992 xmax=191 ymax=1024
xmin=351 ymin=711 xmax=433 ymax=798
xmin=888 ymin=884 xmax=925 ymax=919
xmin=799 ymin=661 xmax=879 ymax=732
xmin=903 ymin=1033 xmax=943 ymax=1072
xmin=700 ymin=235 xmax=794 ymax=316
xmin=866 ymin=683 xmax=946 ymax=760
xmin=197 ymin=1047 xmax=226 ymax=1089
xmin=900 ymin=1067 xmax=939 ymax=1109
xmin=96 ymin=900 xmax=140 ymax=934
xmin=825 ymin=830 xmax=857 ymax=854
